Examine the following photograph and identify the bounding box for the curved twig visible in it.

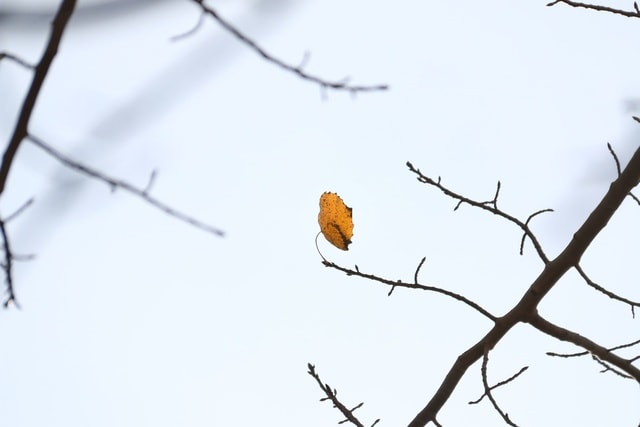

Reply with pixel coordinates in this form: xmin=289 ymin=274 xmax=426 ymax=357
xmin=480 ymin=349 xmax=518 ymax=426
xmin=191 ymin=0 xmax=388 ymax=93
xmin=406 ymin=161 xmax=551 ymax=264
xmin=469 ymin=365 xmax=528 ymax=405
xmin=322 ymin=259 xmax=496 ymax=321
xmin=0 ymin=51 xmax=34 ymax=69
xmin=575 ymin=264 xmax=640 ymax=315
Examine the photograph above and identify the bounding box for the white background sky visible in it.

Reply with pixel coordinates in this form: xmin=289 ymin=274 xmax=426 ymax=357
xmin=0 ymin=0 xmax=639 ymax=426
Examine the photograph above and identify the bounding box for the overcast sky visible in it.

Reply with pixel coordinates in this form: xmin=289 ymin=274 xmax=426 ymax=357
xmin=1 ymin=1 xmax=639 ymax=426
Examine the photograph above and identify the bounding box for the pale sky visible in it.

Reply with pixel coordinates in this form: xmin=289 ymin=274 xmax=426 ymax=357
xmin=1 ymin=1 xmax=639 ymax=426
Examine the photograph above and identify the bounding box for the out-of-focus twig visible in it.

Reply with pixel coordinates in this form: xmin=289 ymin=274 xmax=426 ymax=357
xmin=190 ymin=0 xmax=388 ymax=93
xmin=28 ymin=134 xmax=225 ymax=237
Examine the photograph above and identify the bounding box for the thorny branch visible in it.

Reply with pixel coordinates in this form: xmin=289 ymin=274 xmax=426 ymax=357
xmin=406 ymin=161 xmax=553 ymax=263
xmin=547 ymin=0 xmax=640 ymax=18
xmin=190 ymin=0 xmax=388 ymax=94
xmin=27 ymin=134 xmax=225 ymax=237
xmin=307 ymin=363 xmax=380 ymax=427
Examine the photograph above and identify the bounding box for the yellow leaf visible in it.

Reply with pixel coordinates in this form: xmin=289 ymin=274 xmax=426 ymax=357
xmin=318 ymin=192 xmax=353 ymax=250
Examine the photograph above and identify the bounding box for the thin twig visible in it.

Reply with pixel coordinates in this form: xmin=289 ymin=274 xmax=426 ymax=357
xmin=607 ymin=142 xmax=640 ymax=204
xmin=307 ymin=363 xmax=370 ymax=427
xmin=591 ymin=354 xmax=633 ymax=379
xmin=547 ymin=338 xmax=640 ymax=357
xmin=27 ymin=134 xmax=225 ymax=237
xmin=0 ymin=217 xmax=19 ymax=308
xmin=547 ymin=0 xmax=640 ymax=18
xmin=322 ymin=259 xmax=496 ymax=321
xmin=480 ymin=350 xmax=518 ymax=426
xmin=575 ymin=264 xmax=640 ymax=313
xmin=5 ymin=198 xmax=34 ymax=223
xmin=406 ymin=161 xmax=552 ymax=263
xmin=170 ymin=11 xmax=206 ymax=41
xmin=0 ymin=51 xmax=35 ymax=69
xmin=191 ymin=0 xmax=388 ymax=93
xmin=530 ymin=313 xmax=640 ymax=381
xmin=469 ymin=366 xmax=528 ymax=405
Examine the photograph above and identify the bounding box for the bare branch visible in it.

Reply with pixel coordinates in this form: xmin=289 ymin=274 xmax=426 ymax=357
xmin=0 ymin=0 xmax=77 ymax=195
xmin=575 ymin=264 xmax=640 ymax=312
xmin=170 ymin=11 xmax=206 ymax=41
xmin=469 ymin=366 xmax=528 ymax=405
xmin=321 ymin=259 xmax=496 ymax=321
xmin=0 ymin=51 xmax=34 ymax=69
xmin=591 ymin=354 xmax=633 ymax=379
xmin=547 ymin=0 xmax=640 ymax=18
xmin=406 ymin=161 xmax=552 ymax=263
xmin=407 ymin=144 xmax=640 ymax=427
xmin=307 ymin=363 xmax=371 ymax=427
xmin=27 ymin=134 xmax=225 ymax=237
xmin=607 ymin=142 xmax=640 ymax=204
xmin=190 ymin=0 xmax=388 ymax=93
xmin=529 ymin=312 xmax=640 ymax=381
xmin=480 ymin=349 xmax=518 ymax=426
xmin=5 ymin=198 xmax=34 ymax=223
xmin=0 ymin=217 xmax=19 ymax=308
xmin=547 ymin=338 xmax=640 ymax=357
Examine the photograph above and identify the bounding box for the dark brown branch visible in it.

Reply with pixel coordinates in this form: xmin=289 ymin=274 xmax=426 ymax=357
xmin=406 ymin=161 xmax=552 ymax=263
xmin=547 ymin=338 xmax=640 ymax=358
xmin=307 ymin=363 xmax=370 ymax=427
xmin=0 ymin=217 xmax=18 ymax=308
xmin=547 ymin=0 xmax=640 ymax=18
xmin=27 ymin=134 xmax=225 ymax=237
xmin=575 ymin=264 xmax=640 ymax=312
xmin=590 ymin=354 xmax=633 ymax=379
xmin=529 ymin=312 xmax=640 ymax=381
xmin=190 ymin=0 xmax=388 ymax=93
xmin=480 ymin=350 xmax=518 ymax=426
xmin=0 ymin=51 xmax=34 ymax=69
xmin=468 ymin=366 xmax=528 ymax=405
xmin=0 ymin=0 xmax=77 ymax=195
xmin=407 ymin=143 xmax=640 ymax=427
xmin=322 ymin=259 xmax=496 ymax=321
xmin=607 ymin=142 xmax=640 ymax=204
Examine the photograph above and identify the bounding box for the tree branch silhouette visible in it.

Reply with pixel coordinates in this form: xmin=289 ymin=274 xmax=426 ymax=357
xmin=190 ymin=0 xmax=388 ymax=94
xmin=547 ymin=0 xmax=640 ymax=18
xmin=307 ymin=363 xmax=380 ymax=427
xmin=0 ymin=0 xmax=77 ymax=196
xmin=27 ymin=134 xmax=225 ymax=237
xmin=404 ymin=140 xmax=640 ymax=426
xmin=0 ymin=52 xmax=34 ymax=69
xmin=405 ymin=162 xmax=553 ymax=263
xmin=321 ymin=258 xmax=496 ymax=321
xmin=317 ymin=140 xmax=640 ymax=427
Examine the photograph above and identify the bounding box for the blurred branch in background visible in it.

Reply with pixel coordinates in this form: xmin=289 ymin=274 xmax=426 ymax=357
xmin=1 ymin=0 xmax=389 ymax=305
xmin=190 ymin=0 xmax=389 ymax=94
